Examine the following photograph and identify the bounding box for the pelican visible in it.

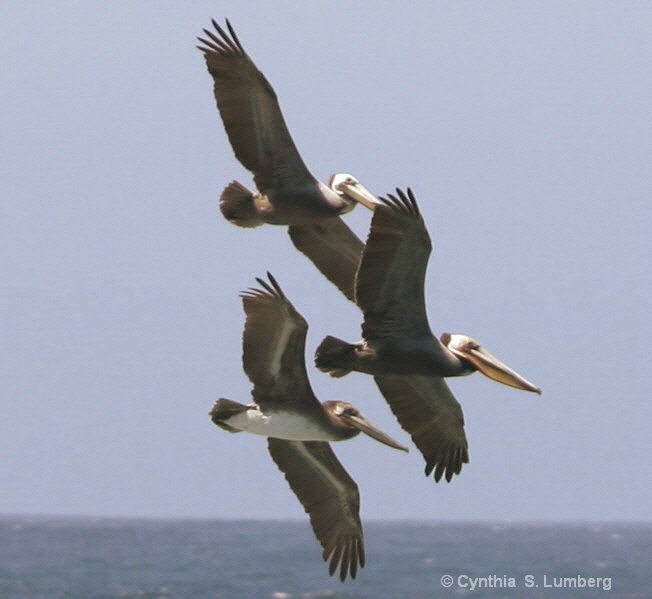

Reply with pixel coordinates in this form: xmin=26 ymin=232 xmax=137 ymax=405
xmin=211 ymin=273 xmax=407 ymax=581
xmin=197 ymin=19 xmax=378 ymax=297
xmin=314 ymin=188 xmax=541 ymax=482
xmin=196 ymin=19 xmax=376 ymax=298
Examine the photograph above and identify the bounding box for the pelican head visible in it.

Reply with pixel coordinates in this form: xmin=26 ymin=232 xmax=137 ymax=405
xmin=329 ymin=173 xmax=381 ymax=213
xmin=324 ymin=400 xmax=409 ymax=451
xmin=442 ymin=333 xmax=542 ymax=394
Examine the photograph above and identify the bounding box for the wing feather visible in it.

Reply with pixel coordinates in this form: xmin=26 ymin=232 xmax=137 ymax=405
xmin=373 ymin=374 xmax=469 ymax=482
xmin=198 ymin=19 xmax=314 ymax=191
xmin=355 ymin=189 xmax=433 ymax=339
xmin=267 ymin=438 xmax=365 ymax=581
xmin=288 ymin=219 xmax=364 ymax=303
xmin=241 ymin=273 xmax=317 ymax=404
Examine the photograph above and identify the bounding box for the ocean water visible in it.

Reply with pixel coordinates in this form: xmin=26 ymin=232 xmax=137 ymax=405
xmin=0 ymin=517 xmax=649 ymax=599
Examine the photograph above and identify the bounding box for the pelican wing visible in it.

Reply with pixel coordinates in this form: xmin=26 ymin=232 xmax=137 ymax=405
xmin=198 ymin=19 xmax=314 ymax=191
xmin=267 ymin=438 xmax=365 ymax=581
xmin=241 ymin=273 xmax=317 ymax=404
xmin=355 ymin=189 xmax=432 ymax=339
xmin=374 ymin=374 xmax=469 ymax=482
xmin=288 ymin=219 xmax=364 ymax=303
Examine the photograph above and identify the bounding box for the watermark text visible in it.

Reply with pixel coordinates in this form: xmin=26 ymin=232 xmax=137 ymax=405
xmin=440 ymin=573 xmax=612 ymax=591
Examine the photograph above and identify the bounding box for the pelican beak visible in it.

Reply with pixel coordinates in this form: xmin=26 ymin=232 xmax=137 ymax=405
xmin=336 ymin=180 xmax=381 ymax=211
xmin=445 ymin=334 xmax=542 ymax=394
xmin=341 ymin=412 xmax=409 ymax=452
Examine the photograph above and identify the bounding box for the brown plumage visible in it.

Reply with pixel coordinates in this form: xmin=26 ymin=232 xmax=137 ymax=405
xmin=267 ymin=438 xmax=365 ymax=581
xmin=315 ymin=189 xmax=540 ymax=482
xmin=288 ymin=219 xmax=365 ymax=302
xmin=210 ymin=274 xmax=407 ymax=580
xmin=197 ymin=19 xmax=376 ymax=301
xmin=197 ymin=19 xmax=378 ymax=228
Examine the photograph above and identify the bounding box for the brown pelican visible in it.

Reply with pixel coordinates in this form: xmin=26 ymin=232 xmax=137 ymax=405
xmin=211 ymin=273 xmax=407 ymax=581
xmin=196 ymin=19 xmax=376 ymax=298
xmin=315 ymin=188 xmax=541 ymax=482
xmin=197 ymin=19 xmax=378 ymax=296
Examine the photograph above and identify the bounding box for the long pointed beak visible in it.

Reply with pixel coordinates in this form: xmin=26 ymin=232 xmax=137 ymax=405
xmin=446 ymin=334 xmax=542 ymax=394
xmin=341 ymin=413 xmax=409 ymax=452
xmin=337 ymin=180 xmax=381 ymax=211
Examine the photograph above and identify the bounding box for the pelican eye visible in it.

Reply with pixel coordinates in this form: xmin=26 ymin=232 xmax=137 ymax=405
xmin=446 ymin=334 xmax=480 ymax=353
xmin=332 ymin=174 xmax=358 ymax=192
xmin=333 ymin=403 xmax=357 ymax=416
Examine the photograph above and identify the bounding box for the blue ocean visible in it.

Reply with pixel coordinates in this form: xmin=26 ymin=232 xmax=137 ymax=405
xmin=1 ymin=517 xmax=649 ymax=598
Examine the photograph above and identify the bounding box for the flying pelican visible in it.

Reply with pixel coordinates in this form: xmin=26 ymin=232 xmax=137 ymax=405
xmin=314 ymin=188 xmax=541 ymax=482
xmin=196 ymin=19 xmax=375 ymax=297
xmin=197 ymin=20 xmax=377 ymax=298
xmin=211 ymin=273 xmax=407 ymax=581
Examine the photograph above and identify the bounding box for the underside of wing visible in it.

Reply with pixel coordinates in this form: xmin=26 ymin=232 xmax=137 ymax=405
xmin=373 ymin=374 xmax=469 ymax=482
xmin=288 ymin=218 xmax=364 ymax=303
xmin=355 ymin=189 xmax=433 ymax=339
xmin=198 ymin=19 xmax=315 ymax=191
xmin=267 ymin=438 xmax=365 ymax=581
xmin=241 ymin=273 xmax=317 ymax=403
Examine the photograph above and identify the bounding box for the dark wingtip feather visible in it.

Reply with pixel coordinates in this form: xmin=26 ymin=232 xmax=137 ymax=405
xmin=377 ymin=187 xmax=420 ymax=217
xmin=264 ymin=272 xmax=285 ymax=298
xmin=225 ymin=18 xmax=246 ymax=54
xmin=253 ymin=272 xmax=283 ymax=298
xmin=196 ymin=36 xmax=215 ymax=54
xmin=323 ymin=538 xmax=363 ymax=581
xmin=424 ymin=458 xmax=449 ymax=483
xmin=340 ymin=542 xmax=351 ymax=582
xmin=327 ymin=549 xmax=337 ymax=577
xmin=241 ymin=273 xmax=286 ymax=302
xmin=401 ymin=187 xmax=419 ymax=215
xmin=210 ymin=18 xmax=229 ymax=43
xmin=434 ymin=462 xmax=445 ymax=483
xmin=197 ymin=18 xmax=244 ymax=56
xmin=424 ymin=446 xmax=469 ymax=483
xmin=349 ymin=544 xmax=358 ymax=579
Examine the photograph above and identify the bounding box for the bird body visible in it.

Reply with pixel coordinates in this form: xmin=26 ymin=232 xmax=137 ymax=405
xmin=212 ymin=397 xmax=370 ymax=442
xmin=315 ymin=334 xmax=471 ymax=378
xmin=219 ymin=176 xmax=358 ymax=228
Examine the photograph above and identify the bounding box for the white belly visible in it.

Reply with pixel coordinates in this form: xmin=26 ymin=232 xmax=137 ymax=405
xmin=227 ymin=408 xmax=337 ymax=441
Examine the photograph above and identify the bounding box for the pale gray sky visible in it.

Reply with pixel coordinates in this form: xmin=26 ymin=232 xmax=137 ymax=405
xmin=2 ymin=1 xmax=650 ymax=521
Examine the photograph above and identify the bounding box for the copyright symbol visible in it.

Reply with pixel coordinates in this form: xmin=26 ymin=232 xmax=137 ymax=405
xmin=441 ymin=574 xmax=454 ymax=587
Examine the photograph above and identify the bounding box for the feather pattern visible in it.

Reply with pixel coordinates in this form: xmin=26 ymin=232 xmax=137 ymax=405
xmin=197 ymin=19 xmax=315 ymax=192
xmin=240 ymin=273 xmax=318 ymax=406
xmin=374 ymin=374 xmax=469 ymax=482
xmin=289 ymin=219 xmax=365 ymax=303
xmin=356 ymin=189 xmax=433 ymax=340
xmin=267 ymin=438 xmax=365 ymax=581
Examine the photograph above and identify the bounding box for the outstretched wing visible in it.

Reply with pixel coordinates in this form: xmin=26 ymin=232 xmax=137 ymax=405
xmin=374 ymin=374 xmax=469 ymax=482
xmin=198 ymin=19 xmax=314 ymax=191
xmin=267 ymin=438 xmax=365 ymax=581
xmin=355 ymin=188 xmax=433 ymax=339
xmin=241 ymin=273 xmax=317 ymax=404
xmin=288 ymin=218 xmax=364 ymax=303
